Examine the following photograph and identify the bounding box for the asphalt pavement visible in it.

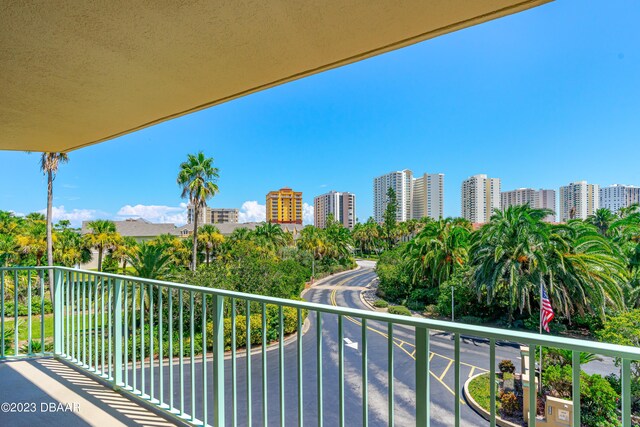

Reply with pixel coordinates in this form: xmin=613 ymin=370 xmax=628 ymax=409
xmin=124 ymin=264 xmax=533 ymax=426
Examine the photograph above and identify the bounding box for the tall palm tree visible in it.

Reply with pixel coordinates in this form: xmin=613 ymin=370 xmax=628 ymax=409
xmin=84 ymin=219 xmax=120 ymax=272
xmin=41 ymin=152 xmax=68 ymax=297
xmin=177 ymin=152 xmax=219 ymax=271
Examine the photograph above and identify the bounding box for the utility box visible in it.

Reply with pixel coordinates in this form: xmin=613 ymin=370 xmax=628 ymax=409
xmin=545 ymin=396 xmax=573 ymax=427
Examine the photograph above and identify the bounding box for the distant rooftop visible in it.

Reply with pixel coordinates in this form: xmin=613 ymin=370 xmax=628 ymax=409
xmin=81 ymin=218 xmax=178 ymax=238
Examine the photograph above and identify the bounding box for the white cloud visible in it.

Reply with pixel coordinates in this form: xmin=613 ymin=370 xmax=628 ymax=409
xmin=116 ymin=204 xmax=187 ymax=225
xmin=39 ymin=205 xmax=98 ymax=227
xmin=238 ymin=201 xmax=266 ymax=223
xmin=303 ymin=203 xmax=314 ymax=225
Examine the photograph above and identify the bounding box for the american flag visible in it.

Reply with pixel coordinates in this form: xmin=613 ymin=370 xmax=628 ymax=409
xmin=541 ymin=287 xmax=555 ymax=333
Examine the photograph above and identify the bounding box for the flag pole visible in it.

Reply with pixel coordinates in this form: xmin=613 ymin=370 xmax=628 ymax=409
xmin=539 ymin=278 xmax=543 ymax=394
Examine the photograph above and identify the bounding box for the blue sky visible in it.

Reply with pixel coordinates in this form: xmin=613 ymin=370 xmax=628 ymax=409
xmin=1 ymin=0 xmax=639 ymax=226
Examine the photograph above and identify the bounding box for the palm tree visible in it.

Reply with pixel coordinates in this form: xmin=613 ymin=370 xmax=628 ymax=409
xmin=84 ymin=219 xmax=120 ymax=272
xmin=111 ymin=236 xmax=138 ymax=273
xmin=297 ymin=226 xmax=328 ymax=260
xmin=41 ymin=152 xmax=68 ymax=297
xmin=177 ymin=152 xmax=219 ymax=271
xmin=470 ymin=205 xmax=552 ymax=322
xmin=198 ymin=224 xmax=224 ymax=265
xmin=587 ymin=208 xmax=616 ymax=236
xmin=53 ymin=227 xmax=91 ymax=267
xmin=17 ymin=216 xmax=48 ymax=266
xmin=254 ymin=222 xmax=287 ymax=250
xmin=545 ymin=221 xmax=627 ymax=319
xmin=227 ymin=227 xmax=253 ymax=243
xmin=127 ymin=243 xmax=172 ymax=280
xmin=618 ymin=203 xmax=640 ymax=219
xmin=405 ymin=218 xmax=471 ymax=289
xmin=0 ymin=234 xmax=18 ymax=267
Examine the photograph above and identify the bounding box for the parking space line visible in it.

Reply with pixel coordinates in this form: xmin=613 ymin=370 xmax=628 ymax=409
xmin=439 ymin=360 xmax=453 ymax=381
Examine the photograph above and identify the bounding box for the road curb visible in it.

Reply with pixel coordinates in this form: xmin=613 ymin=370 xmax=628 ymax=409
xmin=300 ymin=265 xmax=362 ymax=299
xmin=463 ymin=372 xmax=521 ymax=427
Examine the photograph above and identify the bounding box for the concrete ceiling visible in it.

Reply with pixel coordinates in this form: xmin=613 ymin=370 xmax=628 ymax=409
xmin=1 ymin=0 xmax=551 ymax=152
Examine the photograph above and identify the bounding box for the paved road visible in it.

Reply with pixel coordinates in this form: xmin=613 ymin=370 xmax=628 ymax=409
xmin=125 ymin=264 xmax=531 ymax=426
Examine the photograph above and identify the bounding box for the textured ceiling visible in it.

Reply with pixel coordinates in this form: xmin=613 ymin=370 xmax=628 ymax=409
xmin=0 ymin=0 xmax=551 ymax=152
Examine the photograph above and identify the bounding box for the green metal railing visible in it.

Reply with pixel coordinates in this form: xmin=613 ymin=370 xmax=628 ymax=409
xmin=1 ymin=265 xmax=639 ymax=426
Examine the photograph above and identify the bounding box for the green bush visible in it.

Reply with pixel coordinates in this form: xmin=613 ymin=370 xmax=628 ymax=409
xmin=460 ymin=315 xmax=482 ymax=325
xmin=206 ymin=303 xmax=307 ymax=349
xmin=387 ymin=306 xmax=412 ymax=316
xmin=542 ymin=366 xmax=621 ymax=426
xmin=542 ymin=364 xmax=572 ymax=398
xmin=4 ymin=297 xmax=53 ymax=316
xmin=373 ymin=299 xmax=389 ymax=308
xmin=571 ymin=314 xmax=603 ymax=332
xmin=605 ymin=373 xmax=640 ymax=415
xmin=20 ymin=340 xmax=53 ymax=354
xmin=376 ymin=247 xmax=412 ymax=302
xmin=580 ymin=373 xmax=620 ymax=427
xmin=499 ymin=359 xmax=516 ymax=374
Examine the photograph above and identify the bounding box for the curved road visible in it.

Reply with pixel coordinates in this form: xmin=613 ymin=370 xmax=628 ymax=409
xmin=131 ymin=263 xmax=524 ymax=426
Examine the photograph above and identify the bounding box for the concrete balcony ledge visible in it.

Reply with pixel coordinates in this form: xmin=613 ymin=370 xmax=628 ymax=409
xmin=0 ymin=357 xmax=178 ymax=426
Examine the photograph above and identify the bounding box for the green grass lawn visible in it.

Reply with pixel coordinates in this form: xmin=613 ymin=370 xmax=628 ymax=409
xmin=468 ymin=373 xmax=501 ymax=413
xmin=3 ymin=313 xmax=106 ymax=344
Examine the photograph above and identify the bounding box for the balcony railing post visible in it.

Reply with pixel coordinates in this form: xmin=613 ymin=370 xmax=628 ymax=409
xmin=622 ymin=358 xmax=631 ymax=427
xmin=213 ymin=294 xmax=225 ymax=426
xmin=113 ymin=277 xmax=123 ymax=386
xmin=415 ymin=326 xmax=430 ymax=427
xmin=53 ymin=268 xmax=64 ymax=355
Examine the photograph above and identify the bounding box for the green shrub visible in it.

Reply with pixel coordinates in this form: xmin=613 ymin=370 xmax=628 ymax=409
xmin=499 ymin=359 xmax=516 ymax=374
xmin=499 ymin=391 xmax=519 ymax=416
xmin=460 ymin=315 xmax=482 ymax=325
xmin=206 ymin=303 xmax=306 ymax=349
xmin=387 ymin=306 xmax=412 ymax=316
xmin=4 ymin=297 xmax=53 ymax=316
xmin=376 ymin=247 xmax=412 ymax=302
xmin=20 ymin=340 xmax=53 ymax=354
xmin=580 ymin=373 xmax=620 ymax=427
xmin=424 ymin=304 xmax=439 ymax=316
xmin=373 ymin=299 xmax=389 ymax=308
xmin=605 ymin=373 xmax=640 ymax=415
xmin=571 ymin=314 xmax=603 ymax=332
xmin=542 ymin=364 xmax=572 ymax=398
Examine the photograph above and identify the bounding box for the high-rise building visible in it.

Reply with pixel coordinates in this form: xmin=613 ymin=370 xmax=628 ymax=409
xmin=500 ymin=188 xmax=556 ymax=222
xmin=461 ymin=174 xmax=501 ymax=223
xmin=266 ymin=188 xmax=303 ymax=224
xmin=599 ymin=184 xmax=640 ymax=214
xmin=559 ymin=181 xmax=599 ymax=221
xmin=412 ymin=173 xmax=444 ymax=220
xmin=187 ymin=205 xmax=239 ymax=224
xmin=314 ymin=191 xmax=356 ymax=229
xmin=373 ymin=170 xmax=413 ymax=223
